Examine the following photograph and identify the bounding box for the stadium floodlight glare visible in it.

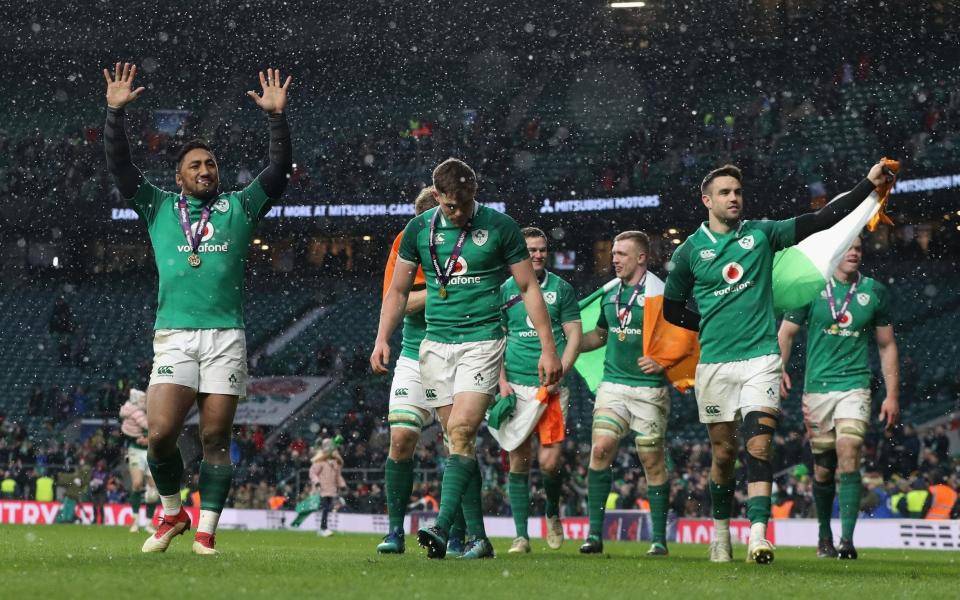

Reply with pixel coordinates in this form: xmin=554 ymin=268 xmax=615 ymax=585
xmin=611 ymin=1 xmax=646 ymax=8
xmin=253 ymin=238 xmax=261 ymax=245
xmin=362 ymin=235 xmax=372 ymax=241
xmin=261 ymin=244 xmax=270 ymax=251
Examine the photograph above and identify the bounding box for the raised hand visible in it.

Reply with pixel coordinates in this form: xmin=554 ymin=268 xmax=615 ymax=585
xmin=103 ymin=62 xmax=145 ymax=109
xmin=246 ymin=68 xmax=292 ymax=114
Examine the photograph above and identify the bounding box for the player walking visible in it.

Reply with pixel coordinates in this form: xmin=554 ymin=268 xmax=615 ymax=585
xmin=376 ymin=187 xmax=441 ymax=554
xmin=578 ymin=231 xmax=673 ymax=557
xmin=492 ymin=227 xmax=582 ymax=554
xmin=103 ymin=63 xmax=293 ymax=555
xmin=371 ymin=158 xmax=561 ymax=560
xmin=779 ymin=236 xmax=899 ymax=559
xmin=663 ymin=162 xmax=893 ymax=564
xmin=119 ymin=388 xmax=158 ymax=534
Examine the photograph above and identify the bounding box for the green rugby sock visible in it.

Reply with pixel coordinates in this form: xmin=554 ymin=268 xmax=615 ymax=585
xmin=838 ymin=472 xmax=862 ymax=541
xmin=648 ymin=483 xmax=670 ymax=544
xmin=198 ymin=461 xmax=234 ymax=513
xmin=747 ymin=495 xmax=772 ymax=526
xmin=812 ymin=479 xmax=836 ymax=540
xmin=384 ymin=458 xmax=415 ymax=530
xmin=543 ymin=471 xmax=562 ymax=518
xmin=449 ymin=506 xmax=466 ymax=542
xmin=587 ymin=468 xmax=612 ymax=538
xmin=508 ymin=472 xmax=530 ymax=539
xmin=145 ymin=501 xmax=159 ymax=522
xmin=147 ymin=448 xmax=184 ymax=497
xmin=461 ymin=460 xmax=486 ymax=538
xmin=129 ymin=490 xmax=142 ymax=514
xmin=709 ymin=480 xmax=735 ymax=520
xmin=435 ymin=455 xmax=476 ymax=534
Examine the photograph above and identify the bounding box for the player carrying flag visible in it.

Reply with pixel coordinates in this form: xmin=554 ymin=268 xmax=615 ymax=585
xmin=490 ymin=226 xmax=582 ymax=554
xmin=663 ymin=161 xmax=893 ymax=564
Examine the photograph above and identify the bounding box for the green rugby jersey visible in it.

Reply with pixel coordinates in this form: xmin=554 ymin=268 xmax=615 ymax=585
xmin=783 ymin=275 xmax=890 ymax=393
xmin=596 ymin=281 xmax=666 ymax=388
xmin=400 ymin=311 xmax=427 ymax=361
xmin=128 ymin=178 xmax=272 ymax=330
xmin=501 ymin=271 xmax=581 ymax=387
xmin=398 ymin=204 xmax=529 ymax=343
xmin=664 ymin=219 xmax=796 ymax=364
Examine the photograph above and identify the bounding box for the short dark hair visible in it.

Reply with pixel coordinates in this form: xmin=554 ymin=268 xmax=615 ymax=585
xmin=614 ymin=230 xmax=650 ymax=254
xmin=521 ymin=226 xmax=547 ymax=241
xmin=175 ymin=139 xmax=215 ymax=170
xmin=414 ymin=186 xmax=438 ymax=216
xmin=700 ymin=164 xmax=743 ymax=194
xmin=432 ymin=158 xmax=478 ymax=203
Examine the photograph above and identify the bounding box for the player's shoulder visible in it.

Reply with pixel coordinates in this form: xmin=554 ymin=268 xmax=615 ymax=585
xmin=405 ymin=208 xmax=434 ymax=231
xmin=479 ymin=204 xmax=516 ymax=227
xmin=500 ymin=276 xmax=518 ymax=293
xmin=553 ymin=272 xmax=577 ymax=293
xmin=861 ymin=275 xmax=888 ymax=297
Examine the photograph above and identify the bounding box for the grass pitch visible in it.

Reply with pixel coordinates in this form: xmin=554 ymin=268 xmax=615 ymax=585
xmin=0 ymin=525 xmax=956 ymax=599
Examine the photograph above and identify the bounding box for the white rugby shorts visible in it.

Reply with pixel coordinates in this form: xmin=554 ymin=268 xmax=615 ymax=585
xmin=802 ymin=388 xmax=871 ymax=435
xmin=388 ymin=356 xmax=436 ymax=429
xmin=488 ymin=382 xmax=569 ymax=451
xmin=694 ymin=354 xmax=782 ymax=423
xmin=419 ymin=338 xmax=504 ymax=407
xmin=594 ymin=382 xmax=669 ymax=439
xmin=126 ymin=446 xmax=149 ymax=472
xmin=149 ymin=328 xmax=248 ymax=396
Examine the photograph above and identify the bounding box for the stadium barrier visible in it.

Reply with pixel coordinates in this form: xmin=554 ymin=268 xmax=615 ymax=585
xmin=1 ymin=501 xmax=956 ymax=550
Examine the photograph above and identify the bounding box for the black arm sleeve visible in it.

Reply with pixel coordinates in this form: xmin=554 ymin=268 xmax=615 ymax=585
xmin=663 ymin=298 xmax=701 ymax=332
xmin=104 ymin=107 xmax=145 ymax=199
xmin=257 ymin=113 xmax=292 ymax=199
xmin=794 ymin=178 xmax=875 ymax=242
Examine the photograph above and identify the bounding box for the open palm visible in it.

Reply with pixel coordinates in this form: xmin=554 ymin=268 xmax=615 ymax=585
xmin=247 ymin=68 xmax=292 ymax=114
xmin=103 ymin=62 xmax=145 ymax=109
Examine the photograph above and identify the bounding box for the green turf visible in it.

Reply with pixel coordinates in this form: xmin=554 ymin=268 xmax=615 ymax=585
xmin=0 ymin=525 xmax=956 ymax=599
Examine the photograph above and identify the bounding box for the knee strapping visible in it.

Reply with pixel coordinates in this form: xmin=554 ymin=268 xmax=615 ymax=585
xmin=388 ymin=408 xmax=425 ymax=433
xmin=810 ymin=432 xmax=837 ymax=454
xmin=837 ymin=420 xmax=867 ymax=442
xmin=743 ymin=411 xmax=777 ymax=483
xmin=592 ymin=414 xmax=626 ymax=439
xmin=634 ymin=434 xmax=664 ymax=454
xmin=814 ymin=449 xmax=838 ymax=473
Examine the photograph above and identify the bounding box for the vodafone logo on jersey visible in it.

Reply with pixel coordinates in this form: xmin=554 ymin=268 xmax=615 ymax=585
xmin=191 ymin=220 xmax=215 ymax=242
xmin=721 ymin=262 xmax=744 ymax=284
xmin=450 ymin=256 xmax=468 ymax=275
xmin=838 ymin=310 xmax=853 ymax=328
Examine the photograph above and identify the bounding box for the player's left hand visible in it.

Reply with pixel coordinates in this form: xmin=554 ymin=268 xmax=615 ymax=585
xmin=369 ymin=340 xmax=392 ymax=375
xmin=867 ymin=160 xmax=896 ymax=186
xmin=637 ymin=356 xmax=665 ymax=374
xmin=538 ymin=350 xmax=562 ymax=387
xmin=246 ymin=68 xmax=292 ymax=114
xmin=878 ymin=397 xmax=900 ymax=430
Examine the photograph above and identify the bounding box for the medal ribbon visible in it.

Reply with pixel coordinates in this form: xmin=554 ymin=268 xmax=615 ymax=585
xmin=428 ymin=207 xmax=473 ymax=292
xmin=825 ymin=273 xmax=860 ymax=325
xmin=177 ymin=194 xmax=213 ymax=256
xmin=615 ymin=272 xmax=647 ymax=331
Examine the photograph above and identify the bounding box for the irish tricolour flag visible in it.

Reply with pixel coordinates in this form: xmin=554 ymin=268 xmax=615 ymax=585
xmin=771 ymin=190 xmax=882 ymax=314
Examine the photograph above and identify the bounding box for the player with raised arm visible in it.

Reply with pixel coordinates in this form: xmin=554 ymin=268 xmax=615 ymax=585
xmin=493 ymin=227 xmax=581 ymax=554
xmin=371 ymin=158 xmax=561 ymax=560
xmin=103 ymin=63 xmax=293 ymax=555
xmin=778 ymin=236 xmax=899 ymax=559
xmin=578 ymin=231 xmax=673 ymax=557
xmin=663 ymin=162 xmax=892 ymax=564
xmin=376 ymin=186 xmax=440 ymax=555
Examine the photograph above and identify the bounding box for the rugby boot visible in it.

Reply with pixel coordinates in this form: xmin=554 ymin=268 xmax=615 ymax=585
xmin=376 ymin=527 xmax=405 ymax=554
xmin=579 ymin=535 xmax=603 ymax=554
xmin=417 ymin=525 xmax=448 ymax=559
xmin=142 ymin=508 xmax=191 ymax=553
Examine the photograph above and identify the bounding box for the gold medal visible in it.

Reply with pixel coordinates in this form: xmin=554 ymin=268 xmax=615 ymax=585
xmin=438 ymin=286 xmax=447 ymax=299
xmin=830 ymin=323 xmax=840 ymax=334
xmin=618 ymin=331 xmax=627 ymax=342
xmin=188 ymin=254 xmax=201 ymax=268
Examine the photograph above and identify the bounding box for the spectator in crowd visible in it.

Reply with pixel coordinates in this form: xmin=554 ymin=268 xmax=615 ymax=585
xmin=310 ymin=439 xmax=346 ymax=537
